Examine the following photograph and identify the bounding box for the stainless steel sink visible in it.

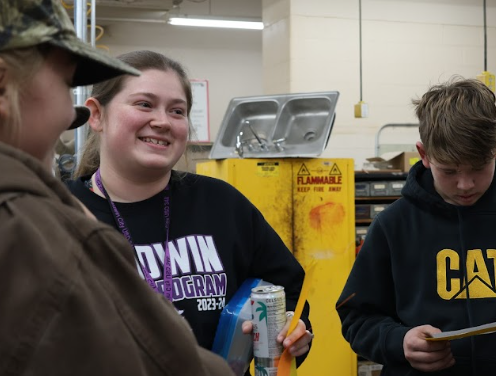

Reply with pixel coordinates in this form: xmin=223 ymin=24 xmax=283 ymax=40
xmin=209 ymin=91 xmax=339 ymax=159
xmin=219 ymin=100 xmax=278 ymax=148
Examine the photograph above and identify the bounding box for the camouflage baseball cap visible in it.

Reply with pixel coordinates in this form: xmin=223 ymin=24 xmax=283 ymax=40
xmin=0 ymin=0 xmax=140 ymax=87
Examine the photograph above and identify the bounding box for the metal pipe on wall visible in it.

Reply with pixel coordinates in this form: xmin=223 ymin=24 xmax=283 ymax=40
xmin=91 ymin=0 xmax=96 ymax=47
xmin=73 ymin=0 xmax=92 ymax=166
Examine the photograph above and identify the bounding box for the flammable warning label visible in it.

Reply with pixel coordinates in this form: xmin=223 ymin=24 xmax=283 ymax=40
xmin=297 ymin=175 xmax=342 ymax=184
xmin=296 ymin=162 xmax=343 ymax=193
xmin=256 ymin=162 xmax=279 ymax=177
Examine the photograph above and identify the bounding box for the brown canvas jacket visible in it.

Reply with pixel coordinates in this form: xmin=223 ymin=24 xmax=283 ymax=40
xmin=0 ymin=142 xmax=234 ymax=376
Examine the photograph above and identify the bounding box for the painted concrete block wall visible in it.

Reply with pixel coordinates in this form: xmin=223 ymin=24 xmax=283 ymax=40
xmin=91 ymin=0 xmax=495 ymax=170
xmin=262 ymin=0 xmax=290 ymax=94
xmin=263 ymin=16 xmax=291 ymax=94
xmin=96 ymin=21 xmax=264 ymax=143
xmin=265 ymin=0 xmax=496 ymax=169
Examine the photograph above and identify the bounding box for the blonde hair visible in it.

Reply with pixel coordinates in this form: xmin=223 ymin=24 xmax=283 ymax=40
xmin=74 ymin=50 xmax=193 ymax=178
xmin=0 ymin=46 xmax=47 ymax=145
xmin=413 ymin=77 xmax=496 ymax=166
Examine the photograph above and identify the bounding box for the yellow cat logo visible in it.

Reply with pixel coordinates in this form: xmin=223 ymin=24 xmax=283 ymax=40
xmin=437 ymin=249 xmax=496 ymax=300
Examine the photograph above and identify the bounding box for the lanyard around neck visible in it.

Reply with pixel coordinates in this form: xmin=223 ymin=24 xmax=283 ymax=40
xmin=94 ymin=168 xmax=173 ymax=301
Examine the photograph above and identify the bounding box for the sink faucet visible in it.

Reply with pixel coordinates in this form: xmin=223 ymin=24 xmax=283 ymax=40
xmin=245 ymin=121 xmax=267 ymax=151
xmin=272 ymin=138 xmax=286 ymax=152
xmin=235 ymin=131 xmax=245 ymax=158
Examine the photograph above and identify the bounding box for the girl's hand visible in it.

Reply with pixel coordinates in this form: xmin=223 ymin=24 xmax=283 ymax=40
xmin=277 ymin=312 xmax=313 ymax=357
xmin=242 ymin=311 xmax=314 ymax=357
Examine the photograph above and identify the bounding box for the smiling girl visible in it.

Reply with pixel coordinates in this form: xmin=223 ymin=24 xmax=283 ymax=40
xmin=68 ymin=50 xmax=313 ymax=375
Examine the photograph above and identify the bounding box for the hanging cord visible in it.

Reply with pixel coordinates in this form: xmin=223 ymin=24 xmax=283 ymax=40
xmin=60 ymin=0 xmax=74 ymax=9
xmin=92 ymin=24 xmax=109 ymax=51
xmin=358 ymin=0 xmax=363 ymax=102
xmin=456 ymin=209 xmax=477 ymax=376
xmin=483 ymin=0 xmax=487 ymax=71
xmin=60 ymin=0 xmax=91 ymax=16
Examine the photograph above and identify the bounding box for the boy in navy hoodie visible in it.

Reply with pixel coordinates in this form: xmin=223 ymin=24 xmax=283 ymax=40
xmin=337 ymin=77 xmax=496 ymax=376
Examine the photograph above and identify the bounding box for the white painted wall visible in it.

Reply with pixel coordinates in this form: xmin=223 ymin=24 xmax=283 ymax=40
xmin=98 ymin=20 xmax=263 ymax=143
xmin=94 ymin=0 xmax=496 ymax=169
xmin=264 ymin=0 xmax=496 ymax=169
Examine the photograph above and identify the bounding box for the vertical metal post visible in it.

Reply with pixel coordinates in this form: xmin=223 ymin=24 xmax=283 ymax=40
xmin=73 ymin=0 xmax=89 ymax=166
xmin=90 ymin=0 xmax=96 ymax=47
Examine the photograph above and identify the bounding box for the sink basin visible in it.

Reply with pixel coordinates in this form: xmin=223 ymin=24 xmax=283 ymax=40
xmin=219 ymin=100 xmax=278 ymax=148
xmin=209 ymin=91 xmax=339 ymax=159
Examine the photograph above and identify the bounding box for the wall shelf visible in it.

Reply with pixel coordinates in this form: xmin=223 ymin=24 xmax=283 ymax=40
xmin=355 ymin=172 xmax=408 ymax=254
xmin=356 ymin=219 xmax=373 ymax=224
xmin=356 ymin=196 xmax=400 ymax=202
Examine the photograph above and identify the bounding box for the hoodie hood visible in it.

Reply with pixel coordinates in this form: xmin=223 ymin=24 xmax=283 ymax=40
xmin=402 ymin=160 xmax=496 ymax=217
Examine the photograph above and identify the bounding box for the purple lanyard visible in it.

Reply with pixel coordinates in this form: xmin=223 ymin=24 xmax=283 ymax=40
xmin=94 ymin=169 xmax=173 ymax=301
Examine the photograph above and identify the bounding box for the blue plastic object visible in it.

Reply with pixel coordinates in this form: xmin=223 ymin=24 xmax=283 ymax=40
xmin=212 ymin=278 xmax=269 ymax=376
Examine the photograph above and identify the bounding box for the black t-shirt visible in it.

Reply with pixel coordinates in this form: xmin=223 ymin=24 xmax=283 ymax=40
xmin=67 ymin=172 xmax=310 ymax=354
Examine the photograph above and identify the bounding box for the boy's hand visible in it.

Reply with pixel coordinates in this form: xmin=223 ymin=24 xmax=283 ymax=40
xmin=242 ymin=312 xmax=313 ymax=357
xmin=403 ymin=325 xmax=455 ymax=372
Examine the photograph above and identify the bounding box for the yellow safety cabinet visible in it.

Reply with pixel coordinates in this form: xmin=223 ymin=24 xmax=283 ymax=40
xmin=196 ymin=158 xmax=357 ymax=376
